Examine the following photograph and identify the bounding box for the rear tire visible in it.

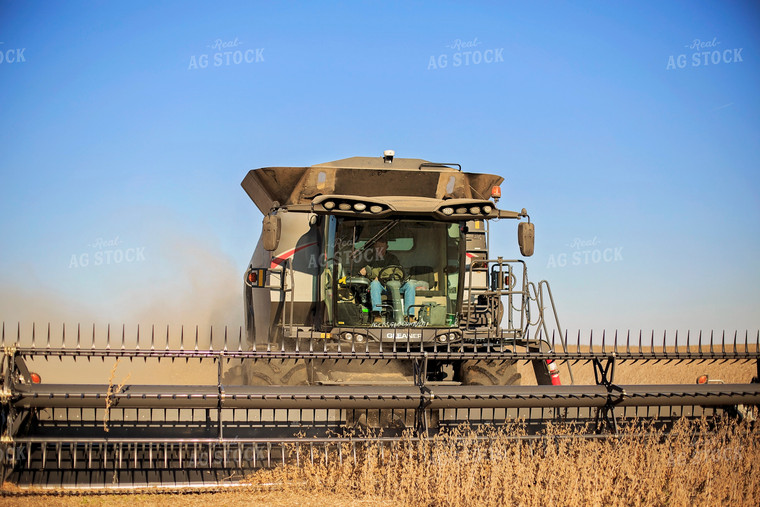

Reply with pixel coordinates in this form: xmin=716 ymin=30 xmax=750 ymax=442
xmin=457 ymin=359 xmax=522 ymax=386
xmin=333 ymin=359 xmax=420 ymax=432
xmin=245 ymin=359 xmax=309 ymax=386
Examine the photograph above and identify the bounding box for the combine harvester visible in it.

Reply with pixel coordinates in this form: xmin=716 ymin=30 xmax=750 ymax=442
xmin=1 ymin=152 xmax=758 ymax=489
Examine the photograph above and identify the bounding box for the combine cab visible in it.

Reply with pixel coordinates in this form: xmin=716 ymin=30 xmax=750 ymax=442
xmin=0 ymin=152 xmax=758 ymax=489
xmin=235 ymin=151 xmax=551 ymax=390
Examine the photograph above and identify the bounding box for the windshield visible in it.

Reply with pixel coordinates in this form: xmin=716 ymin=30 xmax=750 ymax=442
xmin=324 ymin=218 xmax=462 ymax=328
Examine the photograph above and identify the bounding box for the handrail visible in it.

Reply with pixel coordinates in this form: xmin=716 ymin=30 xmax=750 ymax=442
xmin=527 ymin=280 xmax=575 ymax=384
xmin=464 ymin=257 xmax=528 ymax=338
xmin=268 ymin=259 xmax=296 ymax=341
xmin=285 ymin=258 xmax=295 ymax=339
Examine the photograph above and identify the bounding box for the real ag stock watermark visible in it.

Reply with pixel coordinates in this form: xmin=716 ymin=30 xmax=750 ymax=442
xmin=427 ymin=37 xmax=504 ymax=70
xmin=68 ymin=235 xmax=146 ymax=269
xmin=666 ymin=37 xmax=743 ymax=70
xmin=0 ymin=42 xmax=26 ymax=64
xmin=188 ymin=37 xmax=264 ymax=70
xmin=545 ymin=236 xmax=623 ymax=269
xmin=178 ymin=443 xmax=288 ymax=467
xmin=0 ymin=444 xmax=27 ymax=464
xmin=669 ymin=443 xmax=742 ymax=467
xmin=306 ymin=238 xmax=383 ymax=269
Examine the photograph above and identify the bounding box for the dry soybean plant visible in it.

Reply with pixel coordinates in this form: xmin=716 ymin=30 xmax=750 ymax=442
xmin=103 ymin=358 xmax=131 ymax=433
xmin=250 ymin=419 xmax=760 ymax=507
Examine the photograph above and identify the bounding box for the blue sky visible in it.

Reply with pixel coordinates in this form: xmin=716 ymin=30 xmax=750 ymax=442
xmin=0 ymin=1 xmax=758 ymax=334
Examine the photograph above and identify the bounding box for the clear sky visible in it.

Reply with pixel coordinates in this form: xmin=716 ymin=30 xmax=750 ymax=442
xmin=0 ymin=1 xmax=758 ymax=335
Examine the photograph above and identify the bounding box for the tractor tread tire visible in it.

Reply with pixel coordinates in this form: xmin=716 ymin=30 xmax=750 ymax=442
xmin=246 ymin=359 xmax=309 ymax=386
xmin=457 ymin=359 xmax=522 ymax=386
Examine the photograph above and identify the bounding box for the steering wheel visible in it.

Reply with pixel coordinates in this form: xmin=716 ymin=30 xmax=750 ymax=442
xmin=378 ymin=264 xmax=406 ymax=285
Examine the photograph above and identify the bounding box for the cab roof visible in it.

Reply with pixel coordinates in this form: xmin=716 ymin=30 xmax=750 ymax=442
xmin=242 ymin=155 xmax=504 ymax=215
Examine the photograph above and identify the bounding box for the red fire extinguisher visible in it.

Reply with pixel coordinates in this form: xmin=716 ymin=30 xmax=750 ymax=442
xmin=546 ymin=359 xmax=562 ymax=385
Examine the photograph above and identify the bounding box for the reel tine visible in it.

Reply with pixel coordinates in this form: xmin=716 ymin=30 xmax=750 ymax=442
xmin=674 ymin=330 xmax=678 ymax=356
xmin=722 ymin=330 xmax=726 ymax=355
xmin=686 ymin=330 xmax=690 ymax=357
xmin=698 ymin=330 xmax=703 ymax=355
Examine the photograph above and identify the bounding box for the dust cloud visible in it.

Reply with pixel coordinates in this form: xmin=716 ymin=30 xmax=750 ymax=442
xmin=0 ymin=230 xmax=249 ymax=384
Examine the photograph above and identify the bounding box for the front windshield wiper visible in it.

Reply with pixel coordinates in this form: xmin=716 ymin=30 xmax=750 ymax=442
xmin=354 ymin=220 xmax=400 ymax=256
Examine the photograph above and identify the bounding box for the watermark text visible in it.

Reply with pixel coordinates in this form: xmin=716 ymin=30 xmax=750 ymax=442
xmin=188 ymin=37 xmax=264 ymax=70
xmin=428 ymin=38 xmax=504 ymax=70
xmin=0 ymin=42 xmax=26 ymax=64
xmin=69 ymin=235 xmax=146 ymax=269
xmin=666 ymin=37 xmax=743 ymax=70
xmin=546 ymin=236 xmax=623 ymax=269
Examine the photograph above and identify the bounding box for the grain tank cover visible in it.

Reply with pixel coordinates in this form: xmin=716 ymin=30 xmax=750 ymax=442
xmin=241 ymin=155 xmax=504 ymax=215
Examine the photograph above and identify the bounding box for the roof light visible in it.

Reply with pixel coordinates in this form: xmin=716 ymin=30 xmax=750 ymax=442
xmin=456 ymin=207 xmax=467 ymax=214
xmin=323 ymin=200 xmax=335 ymax=210
xmin=370 ymin=205 xmax=383 ymax=214
xmin=469 ymin=206 xmax=480 ymax=215
xmin=482 ymin=205 xmax=492 ymax=214
xmin=354 ymin=202 xmax=367 ymax=211
xmin=441 ymin=207 xmax=454 ymax=216
xmin=491 ymin=186 xmax=501 ymax=200
xmin=338 ymin=202 xmax=351 ymax=210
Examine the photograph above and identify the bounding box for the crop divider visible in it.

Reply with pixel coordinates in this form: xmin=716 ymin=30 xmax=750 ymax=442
xmin=593 ymin=355 xmax=625 ymax=433
xmin=413 ymin=353 xmax=431 ymax=435
xmin=217 ymin=352 xmax=224 ymax=440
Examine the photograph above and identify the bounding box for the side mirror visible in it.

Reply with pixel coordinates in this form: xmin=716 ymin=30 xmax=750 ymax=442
xmin=262 ymin=214 xmax=281 ymax=251
xmin=518 ymin=222 xmax=534 ymax=257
